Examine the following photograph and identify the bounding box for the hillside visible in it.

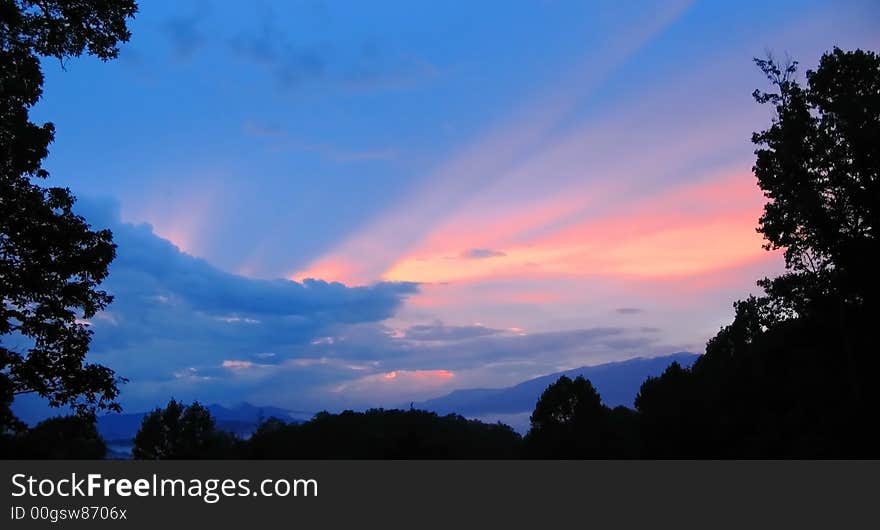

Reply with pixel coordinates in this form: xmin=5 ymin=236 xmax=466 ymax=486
xmin=414 ymin=353 xmax=699 ymax=418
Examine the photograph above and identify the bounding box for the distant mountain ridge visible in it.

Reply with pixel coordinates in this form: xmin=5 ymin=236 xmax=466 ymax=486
xmin=97 ymin=354 xmax=698 ymax=443
xmin=414 ymin=353 xmax=699 ymax=417
xmin=97 ymin=402 xmax=303 ymax=441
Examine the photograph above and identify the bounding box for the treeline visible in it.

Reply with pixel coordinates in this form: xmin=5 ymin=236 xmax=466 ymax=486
xmin=3 ymin=314 xmax=878 ymax=460
xmin=0 ymin=416 xmax=107 ymax=459
xmin=0 ymin=401 xmax=524 ymax=459
xmin=5 ymin=306 xmax=876 ymax=461
xmin=127 ymin=401 xmax=522 ymax=459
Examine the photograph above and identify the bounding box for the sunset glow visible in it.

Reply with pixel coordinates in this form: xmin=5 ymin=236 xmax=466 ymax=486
xmin=24 ymin=0 xmax=875 ymax=416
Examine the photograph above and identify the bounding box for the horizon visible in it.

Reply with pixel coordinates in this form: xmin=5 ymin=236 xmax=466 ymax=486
xmin=11 ymin=0 xmax=880 ymax=423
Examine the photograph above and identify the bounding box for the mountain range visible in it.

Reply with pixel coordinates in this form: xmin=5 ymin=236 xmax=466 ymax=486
xmin=413 ymin=352 xmax=699 ymax=419
xmin=99 ymin=352 xmax=699 ymax=443
xmin=97 ymin=402 xmax=302 ymax=442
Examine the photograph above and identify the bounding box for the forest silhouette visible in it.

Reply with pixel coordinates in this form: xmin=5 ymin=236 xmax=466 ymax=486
xmin=1 ymin=1 xmax=878 ymax=458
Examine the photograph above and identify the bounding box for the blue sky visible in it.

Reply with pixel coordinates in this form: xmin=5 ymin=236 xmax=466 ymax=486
xmin=15 ymin=0 xmax=880 ymax=419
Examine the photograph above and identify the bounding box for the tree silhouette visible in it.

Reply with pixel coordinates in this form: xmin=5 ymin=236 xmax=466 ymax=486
xmin=631 ymin=48 xmax=880 ymax=458
xmin=245 ymin=409 xmax=521 ymax=459
xmin=524 ymin=375 xmax=630 ymax=457
xmin=752 ymin=48 xmax=879 ymax=318
xmin=20 ymin=415 xmax=106 ymax=459
xmin=1 ymin=1 xmax=138 ymax=433
xmin=635 ymin=362 xmax=697 ymax=457
xmin=0 ymin=414 xmax=107 ymax=458
xmin=132 ymin=399 xmax=237 ymax=459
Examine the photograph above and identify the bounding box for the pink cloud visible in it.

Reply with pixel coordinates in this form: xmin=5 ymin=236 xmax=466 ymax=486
xmin=289 ymin=258 xmax=364 ymax=285
xmin=383 ymin=171 xmax=768 ymax=284
xmin=222 ymin=360 xmax=255 ymax=370
xmin=383 ymin=369 xmax=454 ymax=381
xmin=329 ymin=369 xmax=458 ymax=404
xmin=288 ymin=3 xmax=694 ymax=285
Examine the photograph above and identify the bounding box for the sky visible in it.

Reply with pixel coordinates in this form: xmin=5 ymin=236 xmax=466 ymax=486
xmin=15 ymin=0 xmax=880 ymax=418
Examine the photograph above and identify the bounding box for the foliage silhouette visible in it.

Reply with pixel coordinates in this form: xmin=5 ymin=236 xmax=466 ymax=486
xmin=0 ymin=414 xmax=106 ymax=458
xmin=23 ymin=415 xmax=106 ymax=458
xmin=244 ymin=408 xmax=521 ymax=459
xmin=132 ymin=399 xmax=238 ymax=459
xmin=632 ymin=48 xmax=880 ymax=458
xmin=0 ymin=0 xmax=138 ymax=440
xmin=524 ymin=375 xmax=636 ymax=457
xmin=518 ymin=48 xmax=878 ymax=459
xmin=127 ymin=405 xmax=521 ymax=459
xmin=752 ymin=48 xmax=879 ymax=317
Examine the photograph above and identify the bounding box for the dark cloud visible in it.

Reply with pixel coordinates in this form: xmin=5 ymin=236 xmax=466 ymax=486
xmin=615 ymin=307 xmax=644 ymax=315
xmin=73 ymin=197 xmax=416 ymax=377
xmin=403 ymin=323 xmax=502 ymax=342
xmin=67 ymin=198 xmax=683 ymax=414
xmin=228 ymin=9 xmax=433 ymax=91
xmin=109 ymin=225 xmax=414 ymax=321
xmin=427 ymin=327 xmax=647 ymax=368
xmin=163 ymin=14 xmax=205 ymax=60
xmin=256 ymin=324 xmax=690 ymax=411
xmin=460 ymin=248 xmax=507 ymax=259
xmin=338 ymin=44 xmax=437 ymax=91
xmin=227 ymin=13 xmax=327 ymax=88
xmin=242 ymin=120 xmax=285 ymax=137
xmin=241 ymin=122 xmax=398 ymax=163
xmin=308 ymin=325 xmax=667 ymax=374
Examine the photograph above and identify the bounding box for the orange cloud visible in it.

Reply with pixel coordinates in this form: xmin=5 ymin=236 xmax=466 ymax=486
xmin=121 ymin=177 xmax=224 ymax=258
xmin=383 ymin=369 xmax=454 ymax=381
xmin=286 ymin=4 xmax=693 ymax=285
xmin=330 ymin=369 xmax=457 ymax=403
xmin=289 ymin=258 xmax=364 ymax=285
xmin=222 ymin=360 xmax=255 ymax=370
xmin=383 ymin=171 xmax=766 ymax=284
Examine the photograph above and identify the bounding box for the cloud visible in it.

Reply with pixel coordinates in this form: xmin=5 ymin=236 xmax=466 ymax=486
xmin=323 ymin=324 xmax=667 ymax=375
xmin=460 ymin=248 xmax=507 ymax=259
xmin=222 ymin=360 xmax=258 ymax=370
xmin=242 ymin=120 xmax=285 ymax=137
xmin=242 ymin=120 xmax=397 ymax=163
xmin=616 ymin=307 xmax=644 ymax=315
xmin=381 ymin=170 xmax=769 ymax=284
xmin=71 ymin=197 xmax=417 ymax=393
xmin=163 ymin=14 xmax=205 ymax=60
xmin=402 ymin=323 xmax=502 ymax=342
xmin=338 ymin=48 xmax=437 ymax=92
xmin=313 ymin=325 xmax=688 ymax=409
xmin=225 ymin=5 xmax=327 ymax=88
xmin=102 ymin=209 xmax=416 ymax=321
xmin=279 ymin=141 xmax=397 ymax=163
xmin=58 ymin=205 xmax=678 ymax=413
xmin=228 ymin=9 xmax=434 ymax=92
xmin=330 ymin=369 xmax=455 ymax=403
xmin=292 ymin=1 xmax=697 ymax=284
